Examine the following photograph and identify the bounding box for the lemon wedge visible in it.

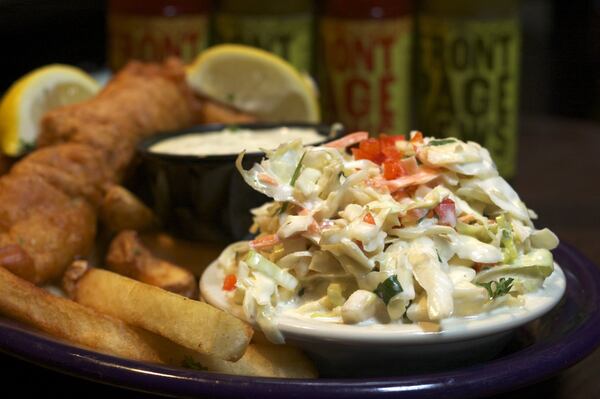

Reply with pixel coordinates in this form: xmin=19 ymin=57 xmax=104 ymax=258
xmin=187 ymin=44 xmax=320 ymax=123
xmin=0 ymin=64 xmax=100 ymax=155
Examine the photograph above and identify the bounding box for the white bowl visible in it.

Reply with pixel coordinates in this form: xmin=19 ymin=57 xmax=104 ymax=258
xmin=200 ymin=260 xmax=566 ymax=376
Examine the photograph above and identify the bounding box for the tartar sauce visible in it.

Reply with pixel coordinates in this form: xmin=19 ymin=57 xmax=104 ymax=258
xmin=150 ymin=127 xmax=324 ymax=156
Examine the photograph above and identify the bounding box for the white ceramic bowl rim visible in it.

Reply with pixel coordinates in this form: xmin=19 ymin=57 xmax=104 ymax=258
xmin=200 ymin=260 xmax=566 ymax=345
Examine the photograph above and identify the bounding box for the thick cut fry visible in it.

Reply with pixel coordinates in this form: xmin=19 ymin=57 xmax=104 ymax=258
xmin=0 ymin=266 xmax=170 ymax=362
xmin=193 ymin=343 xmax=317 ymax=378
xmin=99 ymin=185 xmax=157 ymax=233
xmin=106 ymin=230 xmax=196 ymax=298
xmin=1 ymin=264 xmax=315 ymax=378
xmin=71 ymin=267 xmax=252 ymax=361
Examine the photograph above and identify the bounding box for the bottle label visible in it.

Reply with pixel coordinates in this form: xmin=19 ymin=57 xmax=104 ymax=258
xmin=320 ymin=17 xmax=412 ymax=135
xmin=417 ymin=16 xmax=521 ymax=177
xmin=108 ymin=14 xmax=209 ymax=70
xmin=215 ymin=14 xmax=313 ymax=73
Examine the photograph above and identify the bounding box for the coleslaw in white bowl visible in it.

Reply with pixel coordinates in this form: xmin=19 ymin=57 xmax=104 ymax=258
xmin=200 ymin=131 xmax=565 ymax=373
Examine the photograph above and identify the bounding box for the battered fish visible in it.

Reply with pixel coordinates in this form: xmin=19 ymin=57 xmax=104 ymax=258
xmin=38 ymin=58 xmax=201 ymax=180
xmin=0 ymin=59 xmax=199 ymax=284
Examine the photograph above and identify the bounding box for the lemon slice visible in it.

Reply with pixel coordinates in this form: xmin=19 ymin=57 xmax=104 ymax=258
xmin=0 ymin=64 xmax=100 ymax=155
xmin=187 ymin=44 xmax=320 ymax=123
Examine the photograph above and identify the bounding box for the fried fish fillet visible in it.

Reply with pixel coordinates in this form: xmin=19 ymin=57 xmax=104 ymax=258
xmin=0 ymin=172 xmax=96 ymax=283
xmin=0 ymin=59 xmax=199 ymax=284
xmin=38 ymin=58 xmax=200 ymax=180
xmin=11 ymin=143 xmax=108 ymax=205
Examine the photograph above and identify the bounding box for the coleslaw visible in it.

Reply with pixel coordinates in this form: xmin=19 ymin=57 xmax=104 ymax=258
xmin=217 ymin=132 xmax=559 ymax=343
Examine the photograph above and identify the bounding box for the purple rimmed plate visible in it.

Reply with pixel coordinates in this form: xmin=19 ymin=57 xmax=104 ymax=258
xmin=0 ymin=242 xmax=598 ymax=399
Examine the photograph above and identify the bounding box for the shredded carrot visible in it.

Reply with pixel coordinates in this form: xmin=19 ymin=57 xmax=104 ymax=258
xmin=249 ymin=234 xmax=281 ymax=249
xmin=363 ymin=212 xmax=375 ymax=224
xmin=258 ymin=173 xmax=277 ymax=185
xmin=410 ymin=131 xmax=423 ymax=143
xmin=324 ymin=132 xmax=369 ymax=149
xmin=383 ymin=167 xmax=440 ymax=193
xmin=308 ymin=220 xmax=321 ymax=234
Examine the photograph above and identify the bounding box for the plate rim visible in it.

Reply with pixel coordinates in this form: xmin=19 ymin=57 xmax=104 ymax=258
xmin=0 ymin=242 xmax=599 ymax=399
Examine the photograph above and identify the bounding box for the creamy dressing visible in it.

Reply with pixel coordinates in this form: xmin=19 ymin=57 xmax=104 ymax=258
xmin=200 ymin=260 xmax=566 ymax=341
xmin=280 ymin=263 xmax=566 ymax=331
xmin=150 ymin=127 xmax=324 ymax=156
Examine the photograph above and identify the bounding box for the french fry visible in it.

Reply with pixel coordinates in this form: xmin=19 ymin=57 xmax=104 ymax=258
xmin=99 ymin=184 xmax=157 ymax=233
xmin=192 ymin=343 xmax=318 ymax=378
xmin=0 ymin=265 xmax=168 ymax=363
xmin=0 ymin=265 xmax=316 ymax=377
xmin=70 ymin=265 xmax=253 ymax=361
xmin=106 ymin=230 xmax=197 ymax=298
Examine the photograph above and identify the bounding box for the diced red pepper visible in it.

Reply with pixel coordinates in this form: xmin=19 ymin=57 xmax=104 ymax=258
xmin=380 ymin=134 xmax=403 ymax=160
xmin=379 ymin=133 xmax=405 ymax=145
xmin=434 ymin=197 xmax=456 ymax=227
xmin=357 ymin=138 xmax=385 ymax=164
xmin=350 ymin=134 xmax=408 ymax=165
xmin=361 ymin=138 xmax=380 ymax=154
xmin=363 ymin=212 xmax=375 ymax=225
xmin=381 ymin=144 xmax=400 ymax=160
xmin=382 ymin=159 xmax=405 ymax=180
xmin=223 ymin=274 xmax=237 ymax=291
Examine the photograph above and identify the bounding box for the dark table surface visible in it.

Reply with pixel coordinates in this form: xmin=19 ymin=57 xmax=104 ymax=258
xmin=1 ymin=115 xmax=599 ymax=398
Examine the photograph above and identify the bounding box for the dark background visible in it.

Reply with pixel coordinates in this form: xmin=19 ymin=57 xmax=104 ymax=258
xmin=2 ymin=0 xmax=600 ymax=122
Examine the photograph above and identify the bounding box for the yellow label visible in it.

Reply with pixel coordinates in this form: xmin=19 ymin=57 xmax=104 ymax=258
xmin=417 ymin=16 xmax=521 ymax=177
xmin=108 ymin=14 xmax=209 ymax=70
xmin=214 ymin=14 xmax=313 ymax=73
xmin=320 ymin=17 xmax=412 ymax=135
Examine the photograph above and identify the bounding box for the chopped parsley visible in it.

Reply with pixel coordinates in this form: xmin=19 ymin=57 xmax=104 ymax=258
xmin=477 ymin=277 xmax=514 ymax=300
xmin=279 ymin=152 xmax=306 ymax=215
xmin=428 ymin=138 xmax=457 ymax=146
xmin=373 ymin=275 xmax=403 ymax=305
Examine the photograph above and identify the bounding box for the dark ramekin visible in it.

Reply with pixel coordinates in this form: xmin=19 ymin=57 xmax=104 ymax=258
xmin=136 ymin=123 xmax=344 ymax=243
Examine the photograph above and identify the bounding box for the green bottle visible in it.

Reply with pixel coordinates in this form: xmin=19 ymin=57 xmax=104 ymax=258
xmin=213 ymin=0 xmax=315 ymax=74
xmin=416 ymin=1 xmax=521 ymax=178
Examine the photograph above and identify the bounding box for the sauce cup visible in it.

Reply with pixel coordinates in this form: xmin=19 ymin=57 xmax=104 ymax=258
xmin=136 ymin=123 xmax=343 ymax=243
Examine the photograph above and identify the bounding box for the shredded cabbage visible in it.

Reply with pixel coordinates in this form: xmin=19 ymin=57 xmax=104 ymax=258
xmin=222 ymin=135 xmax=559 ymax=343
